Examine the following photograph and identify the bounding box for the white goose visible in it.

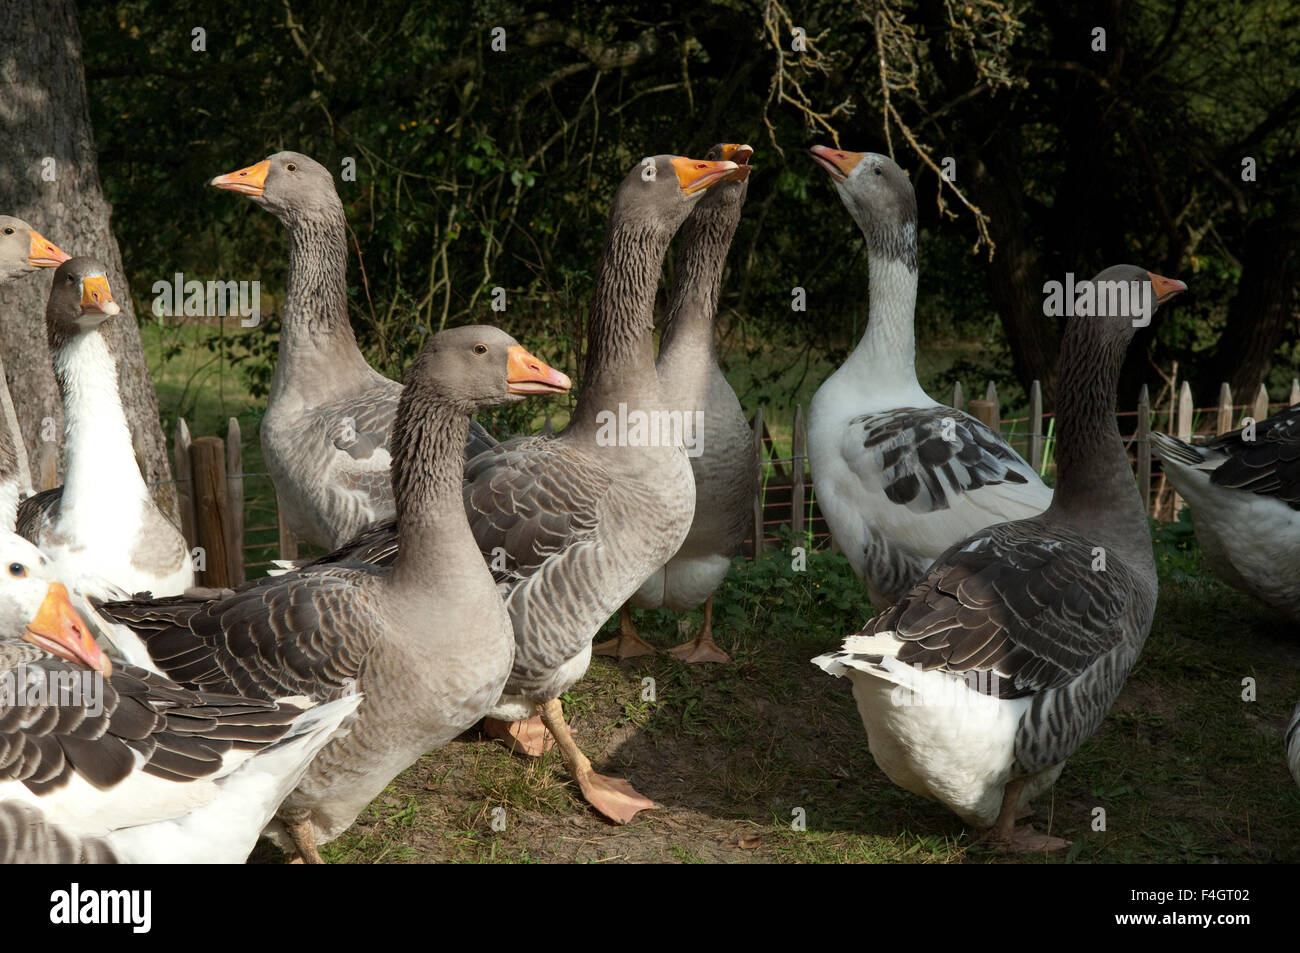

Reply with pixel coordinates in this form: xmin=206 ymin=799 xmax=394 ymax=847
xmin=16 ymin=258 xmax=193 ymax=600
xmin=806 ymin=147 xmax=1052 ymax=608
xmin=814 ymin=266 xmax=1185 ymax=849
xmin=0 ymin=532 xmax=359 ymax=863
xmin=1151 ymin=404 xmax=1300 ymax=619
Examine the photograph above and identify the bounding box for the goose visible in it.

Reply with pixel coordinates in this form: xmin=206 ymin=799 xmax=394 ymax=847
xmin=258 ymin=154 xmax=737 ymax=821
xmin=596 ymin=143 xmax=758 ymax=663
xmin=813 ymin=265 xmax=1186 ymax=849
xmin=15 ymin=259 xmax=194 ymax=600
xmin=0 ymin=532 xmax=360 ymax=863
xmin=0 ymin=216 xmax=70 ymax=522
xmin=211 ymin=152 xmax=496 ymax=549
xmin=95 ymin=325 xmax=571 ymax=862
xmin=1150 ymin=404 xmax=1300 ymax=619
xmin=806 ymin=147 xmax=1053 ymax=608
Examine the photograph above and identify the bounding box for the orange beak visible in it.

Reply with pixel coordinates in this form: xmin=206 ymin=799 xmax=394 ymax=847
xmin=709 ymin=144 xmax=754 ymax=180
xmin=23 ymin=582 xmax=112 ymax=677
xmin=28 ymin=230 xmax=70 ymax=268
xmin=80 ymin=274 xmax=120 ymax=316
xmin=506 ymin=345 xmax=571 ymax=395
xmin=211 ymin=159 xmax=271 ymax=197
xmin=809 ymin=144 xmax=866 ymax=182
xmin=671 ymin=157 xmax=740 ymax=195
xmin=1146 ymin=271 xmax=1187 ymax=306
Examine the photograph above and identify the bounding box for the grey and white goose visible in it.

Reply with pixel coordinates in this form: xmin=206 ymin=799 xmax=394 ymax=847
xmin=0 ymin=532 xmax=359 ymax=863
xmin=16 ymin=259 xmax=193 ymax=600
xmin=0 ymin=216 xmax=70 ymax=523
xmin=806 ymin=148 xmax=1053 ymax=608
xmin=597 ymin=143 xmax=758 ymax=664
xmin=1287 ymin=704 xmax=1300 ymax=791
xmin=1151 ymin=404 xmax=1300 ymax=619
xmin=211 ymin=152 xmax=496 ymax=549
xmin=814 ymin=265 xmax=1185 ymax=849
xmin=270 ymin=155 xmax=737 ymax=822
xmin=95 ymin=326 xmax=570 ymax=861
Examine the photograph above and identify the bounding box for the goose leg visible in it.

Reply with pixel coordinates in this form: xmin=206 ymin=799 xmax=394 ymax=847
xmin=537 ymin=697 xmax=658 ymax=824
xmin=668 ymin=596 xmax=730 ymax=664
xmin=484 ymin=715 xmax=554 ymax=757
xmin=982 ymin=777 xmax=1070 ymax=852
xmin=281 ymin=808 xmax=324 ymax=864
xmin=592 ymin=604 xmax=657 ymax=659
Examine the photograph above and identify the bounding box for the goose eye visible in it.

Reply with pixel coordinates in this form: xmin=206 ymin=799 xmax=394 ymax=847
xmin=874 ymin=168 xmax=882 ymax=176
xmin=286 ymin=163 xmax=297 ymax=172
xmin=2 ymin=227 xmax=13 ymax=235
xmin=67 ymin=275 xmax=75 ymax=283
xmin=8 ymin=563 xmax=25 ymax=578
xmin=473 ymin=344 xmax=488 ymax=355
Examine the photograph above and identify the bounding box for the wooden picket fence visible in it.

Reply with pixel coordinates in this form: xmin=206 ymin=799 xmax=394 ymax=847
xmin=107 ymin=371 xmax=1299 ymax=581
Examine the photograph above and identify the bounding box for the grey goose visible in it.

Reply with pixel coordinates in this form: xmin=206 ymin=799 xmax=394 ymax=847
xmin=16 ymin=259 xmax=194 ymax=600
xmin=814 ymin=265 xmax=1186 ymax=849
xmin=1151 ymin=404 xmax=1300 ymax=619
xmin=596 ymin=143 xmax=759 ymax=664
xmin=265 ymin=154 xmax=739 ymax=823
xmin=806 ymin=147 xmax=1052 ymax=609
xmin=211 ymin=152 xmax=495 ymax=549
xmin=95 ymin=325 xmax=570 ymax=861
xmin=0 ymin=216 xmax=70 ymax=527
xmin=0 ymin=532 xmax=359 ymax=863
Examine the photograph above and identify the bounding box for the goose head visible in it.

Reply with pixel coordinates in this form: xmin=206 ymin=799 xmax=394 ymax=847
xmin=1081 ymin=264 xmax=1187 ymax=342
xmin=611 ymin=154 xmax=740 ymax=238
xmin=697 ymin=142 xmax=754 ymax=212
xmin=0 ymin=534 xmax=111 ymax=676
xmin=407 ymin=325 xmax=570 ymax=413
xmin=211 ymin=151 xmax=342 ymax=224
xmin=0 ymin=216 xmax=69 ymax=283
xmin=45 ymin=258 xmax=121 ymax=351
xmin=809 ymin=146 xmax=917 ymax=270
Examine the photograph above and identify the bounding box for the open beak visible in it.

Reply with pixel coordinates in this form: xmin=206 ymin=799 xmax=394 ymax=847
xmin=1146 ymin=271 xmax=1188 ymax=306
xmin=28 ymin=230 xmax=70 ymax=268
xmin=80 ymin=274 xmax=120 ymax=316
xmin=506 ymin=346 xmax=571 ymax=395
xmin=211 ymin=159 xmax=270 ymax=197
xmin=809 ymin=144 xmax=866 ymax=182
xmin=671 ymin=157 xmax=740 ymax=195
xmin=709 ymin=144 xmax=754 ymax=181
xmin=23 ymin=582 xmax=112 ymax=678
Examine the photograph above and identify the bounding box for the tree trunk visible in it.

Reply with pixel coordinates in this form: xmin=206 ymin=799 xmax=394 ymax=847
xmin=0 ymin=0 xmax=176 ymax=517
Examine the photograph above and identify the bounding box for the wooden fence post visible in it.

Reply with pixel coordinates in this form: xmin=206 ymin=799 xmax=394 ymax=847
xmin=226 ymin=418 xmax=245 ymax=585
xmin=952 ymin=381 xmax=963 ymax=413
xmin=1174 ymin=382 xmax=1193 ymax=517
xmin=1290 ymin=378 xmax=1299 ymax=407
xmin=173 ymin=417 xmax=196 ymax=548
xmin=1137 ymin=384 xmax=1151 ymax=515
xmin=969 ymin=381 xmax=1000 ymax=434
xmin=1216 ymin=383 xmax=1233 ymax=435
xmin=1029 ymin=379 xmax=1043 ymax=471
xmin=1251 ymin=383 xmax=1268 ymax=423
xmin=791 ymin=404 xmax=806 ymax=538
xmin=277 ymin=494 xmax=299 ymax=563
xmin=36 ymin=439 xmax=58 ymax=491
xmin=751 ymin=407 xmax=765 ymax=559
xmin=190 ymin=436 xmax=233 ymax=588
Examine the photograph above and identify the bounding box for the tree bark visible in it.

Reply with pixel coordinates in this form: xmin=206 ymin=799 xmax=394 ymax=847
xmin=0 ymin=0 xmax=176 ymax=516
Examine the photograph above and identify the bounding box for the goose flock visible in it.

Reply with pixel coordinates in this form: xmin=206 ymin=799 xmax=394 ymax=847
xmin=1 ymin=138 xmax=1295 ymax=865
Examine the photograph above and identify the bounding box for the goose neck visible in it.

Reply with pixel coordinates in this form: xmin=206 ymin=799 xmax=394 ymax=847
xmin=54 ymin=332 xmax=147 ymax=511
xmin=658 ymin=204 xmax=739 ymax=364
xmin=844 ymin=252 xmax=920 ymax=394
